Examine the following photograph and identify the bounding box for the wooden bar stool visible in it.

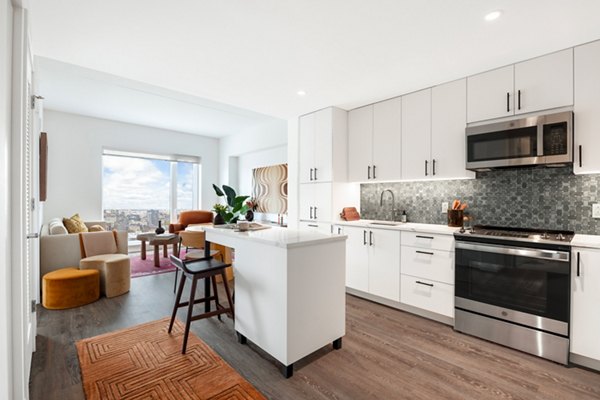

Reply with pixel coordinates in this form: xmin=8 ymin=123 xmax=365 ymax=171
xmin=168 ymin=255 xmax=234 ymax=354
xmin=173 ymin=230 xmax=223 ymax=293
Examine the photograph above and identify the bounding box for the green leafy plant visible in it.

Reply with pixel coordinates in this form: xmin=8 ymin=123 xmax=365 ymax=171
xmin=213 ymin=184 xmax=250 ymax=224
xmin=212 ymin=203 xmax=228 ymax=215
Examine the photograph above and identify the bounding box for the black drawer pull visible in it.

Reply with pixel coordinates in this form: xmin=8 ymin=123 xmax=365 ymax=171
xmin=416 ymin=235 xmax=434 ymax=240
xmin=363 ymin=230 xmax=367 ymax=245
xmin=579 ymin=145 xmax=583 ymax=168
xmin=373 ymin=165 xmax=377 ymax=179
xmin=416 ymin=281 xmax=434 ymax=287
xmin=577 ymin=252 xmax=581 ymax=277
xmin=368 ymin=165 xmax=371 ymax=180
xmin=506 ymin=92 xmax=510 ymax=112
xmin=314 ymin=168 xmax=318 ymax=180
xmin=309 ymin=206 xmax=313 ymax=219
xmin=308 ymin=224 xmax=318 ymax=228
xmin=314 ymin=207 xmax=318 ymax=220
xmin=425 ymin=160 xmax=428 ymax=176
xmin=369 ymin=231 xmax=373 ymax=246
xmin=518 ymin=90 xmax=521 ymax=110
xmin=416 ymin=250 xmax=434 ymax=256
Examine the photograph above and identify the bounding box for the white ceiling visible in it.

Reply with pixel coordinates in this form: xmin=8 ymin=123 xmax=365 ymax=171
xmin=30 ymin=0 xmax=600 ymax=120
xmin=36 ymin=57 xmax=280 ymax=138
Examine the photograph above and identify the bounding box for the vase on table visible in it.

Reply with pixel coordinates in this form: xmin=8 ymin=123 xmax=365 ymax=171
xmin=155 ymin=220 xmax=165 ymax=234
xmin=214 ymin=213 xmax=225 ymax=225
xmin=245 ymin=210 xmax=254 ymax=222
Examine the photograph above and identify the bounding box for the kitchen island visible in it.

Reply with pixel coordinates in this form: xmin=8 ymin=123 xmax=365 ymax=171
xmin=188 ymin=225 xmax=347 ymax=378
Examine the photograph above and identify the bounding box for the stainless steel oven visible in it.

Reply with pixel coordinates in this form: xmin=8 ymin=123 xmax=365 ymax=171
xmin=454 ymin=227 xmax=572 ymax=364
xmin=466 ymin=111 xmax=573 ymax=170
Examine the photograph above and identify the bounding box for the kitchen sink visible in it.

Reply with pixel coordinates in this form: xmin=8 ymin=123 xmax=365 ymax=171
xmin=369 ymin=221 xmax=402 ymax=226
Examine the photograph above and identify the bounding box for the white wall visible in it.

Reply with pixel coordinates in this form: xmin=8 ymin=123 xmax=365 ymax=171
xmin=287 ymin=117 xmax=299 ymax=229
xmin=0 ymin=1 xmax=14 ymax=398
xmin=42 ymin=110 xmax=220 ymax=223
xmin=238 ymin=145 xmax=287 ymax=196
xmin=219 ymin=118 xmax=287 ymax=189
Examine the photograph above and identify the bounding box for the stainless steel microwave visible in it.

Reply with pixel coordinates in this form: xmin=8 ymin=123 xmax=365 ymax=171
xmin=465 ymin=111 xmax=573 ymax=171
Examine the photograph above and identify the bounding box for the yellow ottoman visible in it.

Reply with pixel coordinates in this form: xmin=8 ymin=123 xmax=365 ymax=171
xmin=80 ymin=254 xmax=131 ymax=298
xmin=42 ymin=268 xmax=100 ymax=310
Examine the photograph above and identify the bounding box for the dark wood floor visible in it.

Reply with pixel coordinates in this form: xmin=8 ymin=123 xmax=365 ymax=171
xmin=30 ymin=272 xmax=600 ymax=400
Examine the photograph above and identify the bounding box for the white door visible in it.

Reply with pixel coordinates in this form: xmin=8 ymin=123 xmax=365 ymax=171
xmin=401 ymin=89 xmax=432 ymax=180
xmin=373 ymin=97 xmax=402 ymax=181
xmin=574 ymin=41 xmax=600 ymax=174
xmin=571 ymin=248 xmax=600 ymax=361
xmin=467 ymin=65 xmax=514 ymax=122
xmin=299 ymin=113 xmax=315 ymax=184
xmin=312 ymin=182 xmax=332 ymax=223
xmin=514 ymin=48 xmax=573 ymax=115
xmin=368 ymin=229 xmax=400 ymax=301
xmin=298 ymin=183 xmax=314 ymax=221
xmin=348 ymin=105 xmax=373 ymax=182
xmin=344 ymin=226 xmax=369 ymax=292
xmin=313 ymin=108 xmax=332 ymax=182
xmin=431 ymin=79 xmax=474 ymax=179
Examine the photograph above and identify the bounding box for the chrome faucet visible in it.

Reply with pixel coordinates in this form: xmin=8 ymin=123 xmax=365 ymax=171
xmin=380 ymin=189 xmax=396 ymax=220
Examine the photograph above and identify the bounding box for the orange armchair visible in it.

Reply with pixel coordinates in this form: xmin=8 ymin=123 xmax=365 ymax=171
xmin=169 ymin=210 xmax=214 ymax=233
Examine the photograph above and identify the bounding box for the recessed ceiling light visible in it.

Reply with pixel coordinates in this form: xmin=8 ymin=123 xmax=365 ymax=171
xmin=297 ymin=90 xmax=306 ymax=96
xmin=484 ymin=10 xmax=502 ymax=21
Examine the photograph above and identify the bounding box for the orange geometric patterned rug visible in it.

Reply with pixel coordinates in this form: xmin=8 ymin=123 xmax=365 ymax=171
xmin=76 ymin=317 xmax=266 ymax=400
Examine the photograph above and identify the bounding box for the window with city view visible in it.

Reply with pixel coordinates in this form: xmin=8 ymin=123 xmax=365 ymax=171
xmin=102 ymin=151 xmax=200 ymax=247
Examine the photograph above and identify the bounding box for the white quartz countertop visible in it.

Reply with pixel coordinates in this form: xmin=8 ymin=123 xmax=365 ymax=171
xmin=572 ymin=234 xmax=600 ymax=250
xmin=335 ymin=220 xmax=460 ymax=235
xmin=198 ymin=225 xmax=347 ymax=249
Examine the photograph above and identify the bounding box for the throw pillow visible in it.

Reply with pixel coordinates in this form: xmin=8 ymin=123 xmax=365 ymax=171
xmin=48 ymin=218 xmax=68 ymax=235
xmin=88 ymin=224 xmax=106 ymax=232
xmin=63 ymin=213 xmax=89 ymax=234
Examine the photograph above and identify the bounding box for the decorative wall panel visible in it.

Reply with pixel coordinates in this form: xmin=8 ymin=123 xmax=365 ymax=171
xmin=252 ymin=163 xmax=288 ymax=214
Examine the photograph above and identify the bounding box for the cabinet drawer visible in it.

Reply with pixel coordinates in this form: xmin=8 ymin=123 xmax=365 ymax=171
xmin=401 ymin=275 xmax=454 ymax=318
xmin=401 ymin=246 xmax=454 ymax=284
xmin=401 ymin=231 xmax=454 ymax=252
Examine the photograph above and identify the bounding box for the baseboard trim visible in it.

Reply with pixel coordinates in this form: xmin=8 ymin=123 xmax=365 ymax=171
xmin=570 ymin=353 xmax=600 ymax=372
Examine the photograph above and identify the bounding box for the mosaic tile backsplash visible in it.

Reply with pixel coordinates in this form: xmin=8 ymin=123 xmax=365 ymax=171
xmin=360 ymin=166 xmax=600 ymax=235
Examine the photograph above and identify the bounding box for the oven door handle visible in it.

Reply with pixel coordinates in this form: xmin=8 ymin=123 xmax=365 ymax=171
xmin=455 ymin=242 xmax=570 ymax=262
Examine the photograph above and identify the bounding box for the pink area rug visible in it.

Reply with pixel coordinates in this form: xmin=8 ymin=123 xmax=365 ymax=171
xmin=130 ymin=251 xmax=186 ymax=278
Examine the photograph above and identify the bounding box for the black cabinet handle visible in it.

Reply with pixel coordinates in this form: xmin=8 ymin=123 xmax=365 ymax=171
xmin=308 ymin=224 xmax=318 ymax=228
xmin=314 ymin=168 xmax=318 ymax=180
xmin=369 ymin=231 xmax=373 ymax=246
xmin=518 ymin=90 xmax=521 ymax=110
xmin=416 ymin=281 xmax=434 ymax=287
xmin=425 ymin=160 xmax=428 ymax=176
xmin=310 ymin=168 xmax=313 ymax=181
xmin=368 ymin=165 xmax=371 ymax=180
xmin=363 ymin=230 xmax=367 ymax=245
xmin=577 ymin=252 xmax=581 ymax=277
xmin=314 ymin=207 xmax=318 ymax=220
xmin=579 ymin=145 xmax=583 ymax=168
xmin=432 ymin=159 xmax=436 ymax=176
xmin=373 ymin=165 xmax=377 ymax=179
xmin=506 ymin=92 xmax=510 ymax=112
xmin=309 ymin=206 xmax=313 ymax=219
xmin=416 ymin=235 xmax=434 ymax=240
xmin=337 ymin=227 xmax=341 ymax=234
xmin=416 ymin=250 xmax=434 ymax=256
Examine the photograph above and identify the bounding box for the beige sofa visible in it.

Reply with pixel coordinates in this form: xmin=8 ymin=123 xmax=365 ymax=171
xmin=40 ymin=220 xmax=128 ymax=279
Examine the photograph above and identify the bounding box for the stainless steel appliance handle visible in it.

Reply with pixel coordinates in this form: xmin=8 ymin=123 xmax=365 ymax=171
xmin=455 ymin=241 xmax=570 ymax=262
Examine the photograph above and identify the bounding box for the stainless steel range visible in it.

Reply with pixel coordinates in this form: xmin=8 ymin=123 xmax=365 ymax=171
xmin=454 ymin=225 xmax=573 ymax=364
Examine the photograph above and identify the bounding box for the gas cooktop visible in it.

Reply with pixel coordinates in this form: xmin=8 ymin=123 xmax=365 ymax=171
xmin=454 ymin=225 xmax=575 ymax=244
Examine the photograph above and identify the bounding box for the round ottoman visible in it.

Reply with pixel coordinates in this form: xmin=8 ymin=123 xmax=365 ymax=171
xmin=80 ymin=254 xmax=131 ymax=298
xmin=42 ymin=268 xmax=100 ymax=310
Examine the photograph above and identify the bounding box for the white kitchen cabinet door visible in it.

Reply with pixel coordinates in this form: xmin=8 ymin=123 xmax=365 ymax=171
xmin=373 ymin=97 xmax=402 ymax=181
xmin=299 ymin=113 xmax=315 ymax=184
xmin=313 ymin=108 xmax=333 ymax=182
xmin=574 ymin=41 xmax=600 ymax=174
xmin=312 ymin=182 xmax=332 ymax=223
xmin=467 ymin=65 xmax=514 ymax=123
xmin=400 ymin=275 xmax=454 ymax=318
xmin=402 ymin=89 xmax=432 ymax=180
xmin=368 ymin=229 xmax=401 ymax=301
xmin=348 ymin=105 xmax=373 ymax=182
xmin=345 ymin=226 xmax=369 ymax=292
xmin=400 ymin=246 xmax=454 ymax=285
xmin=571 ymin=247 xmax=600 ymax=361
xmin=514 ymin=48 xmax=573 ymax=115
xmin=298 ymin=183 xmax=315 ymax=221
xmin=431 ymin=79 xmax=474 ymax=180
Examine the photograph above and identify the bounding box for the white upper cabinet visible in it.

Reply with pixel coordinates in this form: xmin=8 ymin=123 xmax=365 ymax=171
xmin=402 ymin=89 xmax=432 ymax=180
xmin=574 ymin=40 xmax=600 ymax=174
xmin=348 ymin=105 xmax=373 ymax=182
xmin=431 ymin=79 xmax=475 ymax=179
xmin=373 ymin=97 xmax=402 ymax=181
xmin=467 ymin=65 xmax=514 ymax=123
xmin=514 ymin=48 xmax=573 ymax=115
xmin=298 ymin=107 xmax=347 ymax=184
xmin=467 ymin=49 xmax=573 ymax=123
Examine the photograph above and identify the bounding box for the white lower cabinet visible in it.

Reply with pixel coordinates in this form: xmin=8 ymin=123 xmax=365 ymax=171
xmin=571 ymin=247 xmax=600 ymax=362
xmin=298 ymin=221 xmax=332 ymax=235
xmin=400 ymin=246 xmax=454 ymax=285
xmin=400 ymin=276 xmax=454 ymax=318
xmin=344 ymin=226 xmax=369 ymax=293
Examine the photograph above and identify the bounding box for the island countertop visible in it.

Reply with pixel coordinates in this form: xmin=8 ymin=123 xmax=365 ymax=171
xmin=186 ymin=224 xmax=347 ymax=249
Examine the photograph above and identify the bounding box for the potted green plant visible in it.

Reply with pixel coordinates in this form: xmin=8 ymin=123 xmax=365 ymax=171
xmin=212 ymin=203 xmax=228 ymax=225
xmin=212 ymin=184 xmax=250 ymax=225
